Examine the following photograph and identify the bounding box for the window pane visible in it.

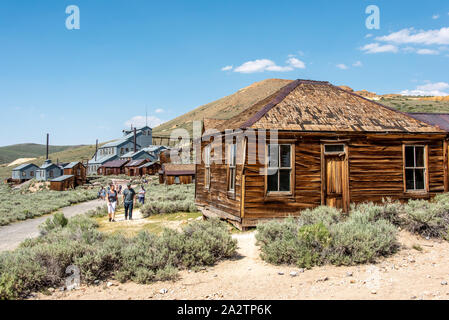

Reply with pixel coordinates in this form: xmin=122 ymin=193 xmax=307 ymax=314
xmin=405 ymin=146 xmax=415 ymax=167
xmin=279 ymin=169 xmax=291 ymax=192
xmin=415 ymin=169 xmax=425 ymax=190
xmin=415 ymin=147 xmax=424 ymax=167
xmin=267 ymin=170 xmax=279 ymax=192
xmin=324 ymin=145 xmax=344 ymax=153
xmin=280 ymin=145 xmax=291 ymax=168
xmin=268 ymin=145 xmax=279 ymax=168
xmin=405 ymin=169 xmax=415 ymax=190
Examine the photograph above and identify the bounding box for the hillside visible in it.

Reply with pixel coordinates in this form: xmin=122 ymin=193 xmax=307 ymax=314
xmin=152 ymin=79 xmax=449 ymax=137
xmin=0 ymin=144 xmax=84 ymax=165
xmin=152 ymin=79 xmax=293 ymax=137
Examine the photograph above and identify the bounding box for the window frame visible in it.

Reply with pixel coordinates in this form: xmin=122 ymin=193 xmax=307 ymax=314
xmin=265 ymin=143 xmax=294 ymax=197
xmin=403 ymin=144 xmax=428 ymax=193
xmin=204 ymin=144 xmax=211 ymax=191
xmin=227 ymin=143 xmax=237 ymax=197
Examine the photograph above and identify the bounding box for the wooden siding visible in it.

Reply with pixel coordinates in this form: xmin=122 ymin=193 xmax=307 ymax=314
xmin=196 ymin=131 xmax=447 ymax=229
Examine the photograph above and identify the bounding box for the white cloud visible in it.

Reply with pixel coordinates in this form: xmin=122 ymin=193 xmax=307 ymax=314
xmin=416 ymin=48 xmax=439 ymax=55
xmin=401 ymin=82 xmax=449 ymax=96
xmin=365 ymin=34 xmax=373 ymax=38
xmin=336 ymin=64 xmax=348 ymax=70
xmin=376 ymin=27 xmax=449 ymax=45
xmin=432 ymin=14 xmax=440 ymax=20
xmin=287 ymin=57 xmax=306 ymax=69
xmin=221 ymin=65 xmax=233 ymax=71
xmin=353 ymin=61 xmax=363 ymax=67
xmin=155 ymin=108 xmax=164 ymax=113
xmin=125 ymin=115 xmax=164 ymax=128
xmin=361 ymin=43 xmax=399 ymax=54
xmin=233 ymin=57 xmax=306 ymax=74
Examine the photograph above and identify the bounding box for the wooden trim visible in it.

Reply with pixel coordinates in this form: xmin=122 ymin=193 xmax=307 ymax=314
xmin=425 ymin=144 xmax=430 ymax=193
xmin=240 ymin=137 xmax=247 ymax=218
xmin=444 ymin=140 xmax=448 ymax=192
xmin=402 ymin=144 xmax=430 ymax=194
xmin=320 ymin=144 xmax=325 ymax=206
xmin=264 ymin=143 xmax=295 ymax=199
xmin=343 ymin=144 xmax=350 ymax=212
xmin=402 ymin=144 xmax=406 ymax=193
xmin=320 ymin=139 xmax=350 ymax=143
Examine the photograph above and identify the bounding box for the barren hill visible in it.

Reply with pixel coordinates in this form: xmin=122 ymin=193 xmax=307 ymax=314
xmin=152 ymin=79 xmax=293 ymax=137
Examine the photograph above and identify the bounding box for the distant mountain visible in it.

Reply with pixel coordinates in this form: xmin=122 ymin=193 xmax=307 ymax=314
xmin=0 ymin=143 xmax=84 ymax=165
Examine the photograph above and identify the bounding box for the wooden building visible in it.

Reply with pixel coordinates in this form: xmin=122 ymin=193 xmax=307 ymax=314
xmin=63 ymin=162 xmax=87 ymax=187
xmin=36 ymin=160 xmax=63 ymax=181
xmin=139 ymin=161 xmax=161 ymax=175
xmin=50 ymin=175 xmax=75 ymax=191
xmin=98 ymin=160 xmax=129 ymax=176
xmin=159 ymin=164 xmax=195 ymax=185
xmin=195 ymin=79 xmax=449 ymax=230
xmin=11 ymin=163 xmax=39 ymax=183
xmin=125 ymin=159 xmax=148 ymax=176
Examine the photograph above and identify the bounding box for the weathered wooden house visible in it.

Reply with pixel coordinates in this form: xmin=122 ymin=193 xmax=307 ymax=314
xmin=11 ymin=163 xmax=39 ymax=182
xmin=159 ymin=164 xmax=195 ymax=185
xmin=139 ymin=161 xmax=162 ymax=175
xmin=63 ymin=162 xmax=87 ymax=186
xmin=36 ymin=160 xmax=63 ymax=181
xmin=195 ymin=79 xmax=448 ymax=230
xmin=125 ymin=159 xmax=148 ymax=176
xmin=50 ymin=175 xmax=75 ymax=191
xmin=98 ymin=160 xmax=129 ymax=176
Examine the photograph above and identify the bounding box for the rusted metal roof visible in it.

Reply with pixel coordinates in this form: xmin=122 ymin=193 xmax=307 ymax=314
xmin=162 ymin=164 xmax=195 ymax=175
xmin=100 ymin=160 xmax=129 ymax=168
xmin=211 ymin=80 xmax=445 ymax=134
xmin=125 ymin=159 xmax=147 ymax=167
xmin=406 ymin=113 xmax=449 ymax=132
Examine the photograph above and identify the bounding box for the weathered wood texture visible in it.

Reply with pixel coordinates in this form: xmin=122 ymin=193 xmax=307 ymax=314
xmin=50 ymin=176 xmax=75 ymax=191
xmin=63 ymin=163 xmax=86 ymax=187
xmin=196 ymin=132 xmax=447 ymax=228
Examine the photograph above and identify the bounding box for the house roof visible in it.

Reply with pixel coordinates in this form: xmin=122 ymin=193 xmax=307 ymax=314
xmin=39 ymin=160 xmax=60 ymax=170
xmin=64 ymin=162 xmax=82 ymax=169
xmin=406 ymin=113 xmax=449 ymax=132
xmin=100 ymin=159 xmax=129 ymax=168
xmin=13 ymin=163 xmax=39 ymax=171
xmin=102 ymin=138 xmax=142 ymax=148
xmin=138 ymin=161 xmax=159 ymax=169
xmin=125 ymin=159 xmax=148 ymax=167
xmin=207 ymin=80 xmax=445 ymax=134
xmin=88 ymin=154 xmax=117 ymax=165
xmin=50 ymin=175 xmax=74 ymax=182
xmin=162 ymin=164 xmax=195 ymax=175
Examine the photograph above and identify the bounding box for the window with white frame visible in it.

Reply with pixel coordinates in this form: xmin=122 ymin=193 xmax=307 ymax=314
xmin=267 ymin=144 xmax=293 ymax=193
xmin=228 ymin=143 xmax=237 ymax=192
xmin=404 ymin=145 xmax=426 ymax=191
xmin=204 ymin=144 xmax=211 ymax=190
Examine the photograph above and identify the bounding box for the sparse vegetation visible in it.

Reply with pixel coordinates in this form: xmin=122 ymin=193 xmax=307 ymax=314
xmin=0 ymin=183 xmax=98 ymax=226
xmin=257 ymin=194 xmax=449 ymax=269
xmin=0 ymin=213 xmax=236 ymax=300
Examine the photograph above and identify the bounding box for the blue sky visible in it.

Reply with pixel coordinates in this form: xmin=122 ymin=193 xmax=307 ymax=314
xmin=0 ymin=0 xmax=448 ymax=146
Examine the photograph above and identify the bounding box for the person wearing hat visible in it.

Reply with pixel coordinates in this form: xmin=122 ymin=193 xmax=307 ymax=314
xmin=122 ymin=183 xmax=136 ymax=220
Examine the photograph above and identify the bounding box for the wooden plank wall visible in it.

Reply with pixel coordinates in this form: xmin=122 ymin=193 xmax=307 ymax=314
xmin=195 ymin=132 xmax=447 ymax=226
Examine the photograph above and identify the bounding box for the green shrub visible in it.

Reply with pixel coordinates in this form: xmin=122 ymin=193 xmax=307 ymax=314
xmin=0 ymin=214 xmax=236 ymax=299
xmin=39 ymin=213 xmax=68 ymax=235
xmin=402 ymin=199 xmax=449 ymax=238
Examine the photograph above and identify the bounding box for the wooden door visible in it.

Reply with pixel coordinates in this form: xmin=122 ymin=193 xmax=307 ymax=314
xmin=323 ymin=152 xmax=349 ymax=211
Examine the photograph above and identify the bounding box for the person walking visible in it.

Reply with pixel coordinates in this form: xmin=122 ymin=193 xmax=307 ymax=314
xmin=100 ymin=187 xmax=106 ymax=200
xmin=106 ymin=184 xmax=118 ymax=222
xmin=123 ymin=183 xmax=136 ymax=220
xmin=138 ymin=185 xmax=146 ymax=205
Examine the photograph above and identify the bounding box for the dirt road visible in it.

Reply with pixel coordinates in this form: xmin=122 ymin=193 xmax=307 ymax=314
xmin=0 ymin=199 xmax=104 ymax=252
xmin=35 ymin=230 xmax=449 ymax=300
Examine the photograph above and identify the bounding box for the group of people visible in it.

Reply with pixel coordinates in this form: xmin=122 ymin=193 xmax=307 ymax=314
xmin=98 ymin=183 xmax=146 ymax=222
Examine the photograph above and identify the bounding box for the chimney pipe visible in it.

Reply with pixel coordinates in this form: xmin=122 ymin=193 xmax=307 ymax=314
xmin=134 ymin=127 xmax=137 ymax=152
xmin=95 ymin=139 xmax=98 ymax=161
xmin=46 ymin=133 xmax=49 ymax=160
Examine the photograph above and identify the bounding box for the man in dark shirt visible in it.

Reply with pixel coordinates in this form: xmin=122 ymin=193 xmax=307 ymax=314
xmin=122 ymin=183 xmax=136 ymax=220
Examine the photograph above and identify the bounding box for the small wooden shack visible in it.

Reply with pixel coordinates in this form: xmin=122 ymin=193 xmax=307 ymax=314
xmin=159 ymin=164 xmax=195 ymax=185
xmin=125 ymin=159 xmax=148 ymax=176
xmin=11 ymin=163 xmax=39 ymax=183
xmin=139 ymin=161 xmax=162 ymax=176
xmin=195 ymin=79 xmax=449 ymax=230
xmin=98 ymin=160 xmax=129 ymax=176
xmin=63 ymin=162 xmax=87 ymax=187
xmin=50 ymin=175 xmax=75 ymax=191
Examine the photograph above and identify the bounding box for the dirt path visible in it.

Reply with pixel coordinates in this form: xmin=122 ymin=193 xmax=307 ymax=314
xmin=0 ymin=199 xmax=104 ymax=252
xmin=35 ymin=230 xmax=449 ymax=300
